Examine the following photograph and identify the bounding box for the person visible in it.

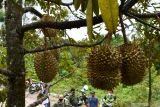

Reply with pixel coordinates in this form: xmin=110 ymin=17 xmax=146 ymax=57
xmin=42 ymin=97 xmax=50 ymax=107
xmin=79 ymin=89 xmax=88 ymax=106
xmin=38 ymin=83 xmax=50 ymax=107
xmin=68 ymin=88 xmax=79 ymax=107
xmin=88 ymin=91 xmax=99 ymax=107
xmin=101 ymin=90 xmax=116 ymax=107
xmin=25 ymin=78 xmax=33 ymax=88
xmin=53 ymin=94 xmax=71 ymax=107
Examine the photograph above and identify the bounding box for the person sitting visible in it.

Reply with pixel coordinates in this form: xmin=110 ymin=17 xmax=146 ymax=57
xmin=102 ymin=90 xmax=116 ymax=107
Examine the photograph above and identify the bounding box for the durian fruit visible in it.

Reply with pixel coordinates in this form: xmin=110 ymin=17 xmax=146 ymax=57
xmin=52 ymin=48 xmax=60 ymax=61
xmin=41 ymin=15 xmax=58 ymax=37
xmin=119 ymin=44 xmax=148 ymax=85
xmin=34 ymin=50 xmax=58 ymax=83
xmin=38 ymin=45 xmax=60 ymax=61
xmin=87 ymin=45 xmax=122 ymax=72
xmin=87 ymin=69 xmax=121 ymax=90
xmin=87 ymin=45 xmax=122 ymax=90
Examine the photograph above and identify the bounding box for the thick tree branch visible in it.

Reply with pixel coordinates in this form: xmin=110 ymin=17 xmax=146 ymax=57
xmin=0 ymin=68 xmax=13 ymax=76
xmin=22 ymin=11 xmax=159 ymax=33
xmin=125 ymin=12 xmax=160 ymax=31
xmin=23 ymin=7 xmax=43 ymax=18
xmin=22 ymin=15 xmax=102 ymax=32
xmin=122 ymin=0 xmax=138 ymax=12
xmin=24 ymin=35 xmax=107 ymax=54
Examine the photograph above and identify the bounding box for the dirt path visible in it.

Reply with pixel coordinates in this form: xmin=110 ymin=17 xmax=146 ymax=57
xmin=1 ymin=91 xmax=87 ymax=107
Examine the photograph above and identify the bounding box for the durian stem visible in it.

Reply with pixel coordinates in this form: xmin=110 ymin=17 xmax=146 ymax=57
xmin=119 ymin=12 xmax=128 ymax=44
xmin=44 ymin=36 xmax=47 ymax=50
xmin=47 ymin=0 xmax=50 ymax=15
xmin=106 ymin=32 xmax=113 ymax=45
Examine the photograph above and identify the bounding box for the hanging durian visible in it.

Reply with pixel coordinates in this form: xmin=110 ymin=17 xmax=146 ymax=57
xmin=34 ymin=50 xmax=59 ymax=83
xmin=87 ymin=69 xmax=121 ymax=90
xmin=119 ymin=44 xmax=148 ymax=85
xmin=87 ymin=45 xmax=122 ymax=90
xmin=38 ymin=45 xmax=60 ymax=61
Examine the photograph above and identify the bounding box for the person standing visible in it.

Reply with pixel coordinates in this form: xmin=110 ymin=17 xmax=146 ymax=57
xmin=53 ymin=94 xmax=71 ymax=107
xmin=68 ymin=88 xmax=79 ymax=107
xmin=88 ymin=91 xmax=99 ymax=107
xmin=40 ymin=83 xmax=50 ymax=107
xmin=101 ymin=90 xmax=116 ymax=107
xmin=80 ymin=89 xmax=88 ymax=106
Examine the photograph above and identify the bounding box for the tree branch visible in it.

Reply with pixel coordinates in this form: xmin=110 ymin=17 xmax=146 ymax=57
xmin=129 ymin=11 xmax=160 ymax=18
xmin=27 ymin=95 xmax=48 ymax=107
xmin=23 ymin=7 xmax=43 ymax=18
xmin=24 ymin=34 xmax=107 ymax=54
xmin=67 ymin=5 xmax=84 ymax=19
xmin=122 ymin=0 xmax=138 ymax=12
xmin=49 ymin=72 xmax=74 ymax=87
xmin=119 ymin=13 xmax=128 ymax=44
xmin=0 ymin=68 xmax=13 ymax=76
xmin=22 ymin=15 xmax=102 ymax=32
xmin=125 ymin=12 xmax=160 ymax=31
xmin=22 ymin=1 xmax=159 ymax=33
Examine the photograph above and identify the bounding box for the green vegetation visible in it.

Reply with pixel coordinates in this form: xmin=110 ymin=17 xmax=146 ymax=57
xmin=23 ymin=36 xmax=160 ymax=106
xmin=0 ymin=0 xmax=160 ymax=107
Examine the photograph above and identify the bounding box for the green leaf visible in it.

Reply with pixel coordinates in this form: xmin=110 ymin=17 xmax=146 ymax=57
xmin=86 ymin=0 xmax=93 ymax=42
xmin=98 ymin=0 xmax=119 ymax=33
xmin=81 ymin=0 xmax=88 ymax=12
xmin=74 ymin=0 xmax=82 ymax=10
xmin=93 ymin=0 xmax=99 ymax=16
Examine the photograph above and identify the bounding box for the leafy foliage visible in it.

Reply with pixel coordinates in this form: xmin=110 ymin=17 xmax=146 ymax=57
xmin=98 ymin=0 xmax=119 ymax=33
xmin=0 ymin=9 xmax=4 ymax=22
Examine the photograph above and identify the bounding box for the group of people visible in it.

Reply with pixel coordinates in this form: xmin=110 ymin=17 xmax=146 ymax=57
xmin=53 ymin=88 xmax=116 ymax=107
xmin=25 ymin=79 xmax=116 ymax=107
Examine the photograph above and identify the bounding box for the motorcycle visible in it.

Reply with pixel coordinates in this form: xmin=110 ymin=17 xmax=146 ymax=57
xmin=28 ymin=82 xmax=41 ymax=94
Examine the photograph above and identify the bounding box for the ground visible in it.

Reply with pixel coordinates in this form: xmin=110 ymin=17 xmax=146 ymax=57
xmin=25 ymin=91 xmax=58 ymax=107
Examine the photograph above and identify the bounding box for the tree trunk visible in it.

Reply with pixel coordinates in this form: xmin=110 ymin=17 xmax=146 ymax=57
xmin=5 ymin=0 xmax=25 ymax=107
